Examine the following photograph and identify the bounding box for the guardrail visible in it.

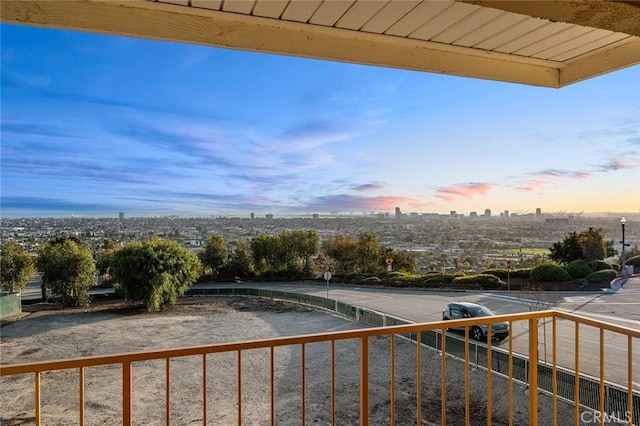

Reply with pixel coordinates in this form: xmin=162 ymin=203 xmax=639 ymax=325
xmin=1 ymin=287 xmax=638 ymax=425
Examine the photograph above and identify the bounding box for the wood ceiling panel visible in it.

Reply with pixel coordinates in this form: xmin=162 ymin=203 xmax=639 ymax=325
xmin=513 ymin=26 xmax=593 ymax=58
xmin=281 ymin=0 xmax=322 ymax=23
xmin=158 ymin=0 xmax=189 ymax=6
xmin=454 ymin=12 xmax=526 ymax=48
xmin=221 ymin=0 xmax=255 ymax=14
xmin=253 ymin=0 xmax=288 ymax=19
xmin=410 ymin=2 xmax=479 ymax=41
xmin=335 ymin=0 xmax=389 ymax=31
xmin=385 ymin=0 xmax=452 ymax=37
xmin=494 ymin=22 xmax=572 ymax=55
xmin=473 ymin=17 xmax=548 ymax=51
xmin=360 ymin=0 xmax=421 ymax=34
xmin=550 ymin=33 xmax=633 ymax=62
xmin=535 ymin=29 xmax=621 ymax=61
xmin=309 ymin=0 xmax=354 ymax=26
xmin=190 ymin=0 xmax=222 ymax=11
xmin=431 ymin=6 xmax=503 ymax=44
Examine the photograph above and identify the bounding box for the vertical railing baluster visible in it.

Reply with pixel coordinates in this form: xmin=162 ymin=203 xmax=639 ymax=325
xmin=360 ymin=336 xmax=369 ymax=426
xmin=600 ymin=328 xmax=605 ymax=425
xmin=237 ymin=350 xmax=242 ymax=426
xmin=416 ymin=331 xmax=421 ymax=425
xmin=166 ymin=358 xmax=170 ymax=426
xmin=528 ymin=317 xmax=538 ymax=426
xmin=508 ymin=321 xmax=513 ymax=426
xmin=301 ymin=343 xmax=306 ymax=424
xmin=390 ymin=334 xmax=395 ymax=426
xmin=271 ymin=347 xmax=275 ymax=426
xmin=79 ymin=366 xmax=85 ymax=426
xmin=552 ymin=316 xmax=557 ymax=426
xmin=35 ymin=371 xmax=41 ymax=426
xmin=487 ymin=325 xmax=492 ymax=425
xmin=202 ymin=354 xmax=207 ymax=425
xmin=441 ymin=328 xmax=447 ymax=425
xmin=123 ymin=361 xmax=132 ymax=426
xmin=575 ymin=323 xmax=580 ymax=425
xmin=331 ymin=340 xmax=336 ymax=426
xmin=465 ymin=327 xmax=470 ymax=426
xmin=627 ymin=335 xmax=633 ymax=426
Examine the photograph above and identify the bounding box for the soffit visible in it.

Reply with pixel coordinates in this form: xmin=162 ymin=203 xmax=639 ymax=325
xmin=2 ymin=0 xmax=640 ymax=88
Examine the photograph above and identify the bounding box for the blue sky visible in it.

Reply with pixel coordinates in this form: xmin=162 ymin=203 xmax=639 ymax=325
xmin=1 ymin=23 xmax=639 ymax=218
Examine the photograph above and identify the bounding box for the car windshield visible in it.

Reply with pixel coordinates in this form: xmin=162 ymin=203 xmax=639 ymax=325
xmin=467 ymin=306 xmax=494 ymax=317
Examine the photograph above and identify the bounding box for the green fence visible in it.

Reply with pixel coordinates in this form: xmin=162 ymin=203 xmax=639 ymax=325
xmin=0 ymin=292 xmax=22 ymax=319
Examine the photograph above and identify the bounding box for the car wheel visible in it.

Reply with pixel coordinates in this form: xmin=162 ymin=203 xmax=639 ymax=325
xmin=472 ymin=326 xmax=484 ymax=341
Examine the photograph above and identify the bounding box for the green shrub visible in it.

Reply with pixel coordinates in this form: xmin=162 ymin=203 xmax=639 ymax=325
xmin=421 ymin=273 xmax=456 ymax=283
xmin=389 ymin=272 xmax=422 ymax=283
xmin=626 ymin=255 xmax=640 ymax=268
xmin=593 ymin=260 xmax=614 ymax=271
xmin=481 ymin=268 xmax=508 ymax=279
xmin=584 ymin=269 xmax=617 ymax=284
xmin=481 ymin=267 xmax=531 ymax=279
xmin=530 ymin=263 xmax=572 ymax=282
xmin=452 ymin=274 xmax=504 ymax=289
xmin=565 ymin=259 xmax=592 ymax=278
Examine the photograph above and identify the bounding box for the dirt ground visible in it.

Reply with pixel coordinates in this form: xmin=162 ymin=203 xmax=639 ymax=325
xmin=1 ymin=296 xmax=578 ymax=425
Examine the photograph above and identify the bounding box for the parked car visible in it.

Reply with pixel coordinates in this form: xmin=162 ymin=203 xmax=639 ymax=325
xmin=442 ymin=301 xmax=509 ymax=341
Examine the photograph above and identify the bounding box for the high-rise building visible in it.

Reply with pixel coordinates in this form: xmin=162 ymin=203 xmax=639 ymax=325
xmin=266 ymin=214 xmax=274 ymax=220
xmin=504 ymin=210 xmax=509 ymax=217
xmin=450 ymin=210 xmax=456 ymax=217
xmin=484 ymin=209 xmax=491 ymax=218
xmin=119 ymin=212 xmax=125 ymax=221
xmin=536 ymin=208 xmax=542 ymax=217
xmin=250 ymin=212 xmax=255 ymax=220
xmin=312 ymin=214 xmax=319 ymax=220
xmin=470 ymin=211 xmax=477 ymax=218
xmin=395 ymin=207 xmax=401 ymax=218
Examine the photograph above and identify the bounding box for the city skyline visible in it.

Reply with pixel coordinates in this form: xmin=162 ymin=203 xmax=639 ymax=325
xmin=1 ymin=24 xmax=639 ymax=219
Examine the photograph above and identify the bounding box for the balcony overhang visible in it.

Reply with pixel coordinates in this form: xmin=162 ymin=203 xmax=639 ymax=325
xmin=2 ymin=0 xmax=639 ymax=88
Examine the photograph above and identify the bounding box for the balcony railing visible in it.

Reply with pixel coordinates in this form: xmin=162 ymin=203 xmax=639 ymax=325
xmin=1 ymin=292 xmax=639 ymax=425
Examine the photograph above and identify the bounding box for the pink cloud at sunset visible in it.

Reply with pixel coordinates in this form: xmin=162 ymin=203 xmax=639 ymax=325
xmin=433 ymin=183 xmax=496 ymax=202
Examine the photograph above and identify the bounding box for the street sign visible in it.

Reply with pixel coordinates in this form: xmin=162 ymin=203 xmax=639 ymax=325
xmin=506 ymin=261 xmax=512 ymax=269
xmin=323 ymin=271 xmax=332 ymax=281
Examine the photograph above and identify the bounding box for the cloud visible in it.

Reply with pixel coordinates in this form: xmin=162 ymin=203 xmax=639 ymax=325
xmin=596 ymin=157 xmax=635 ymax=172
xmin=433 ymin=183 xmax=496 ymax=202
xmin=293 ymin=194 xmax=421 ymax=213
xmin=533 ymin=169 xmax=590 ymax=179
xmin=516 ymin=180 xmax=551 ymax=192
xmin=351 ymin=182 xmax=385 ymax=192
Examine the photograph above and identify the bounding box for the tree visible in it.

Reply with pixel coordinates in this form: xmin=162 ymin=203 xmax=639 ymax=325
xmin=0 ymin=240 xmax=36 ymax=293
xmin=578 ymin=227 xmax=607 ymax=268
xmin=111 ymin=239 xmax=201 ymax=311
xmin=199 ymin=235 xmax=229 ymax=280
xmin=549 ymin=228 xmax=608 ymax=267
xmin=225 ymin=241 xmax=254 ymax=280
xmin=37 ymin=237 xmax=96 ymax=307
xmin=549 ymin=232 xmax=583 ymax=264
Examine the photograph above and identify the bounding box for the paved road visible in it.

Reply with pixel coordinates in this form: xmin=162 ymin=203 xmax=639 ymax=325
xmin=194 ymin=279 xmax=640 ymax=391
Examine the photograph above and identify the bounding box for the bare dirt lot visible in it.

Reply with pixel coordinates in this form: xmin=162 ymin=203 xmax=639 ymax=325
xmin=1 ymin=296 xmax=577 ymax=425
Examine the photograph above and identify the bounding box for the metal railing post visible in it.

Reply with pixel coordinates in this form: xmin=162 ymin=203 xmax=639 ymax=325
xmin=360 ymin=336 xmax=369 ymax=426
xmin=528 ymin=318 xmax=539 ymax=426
